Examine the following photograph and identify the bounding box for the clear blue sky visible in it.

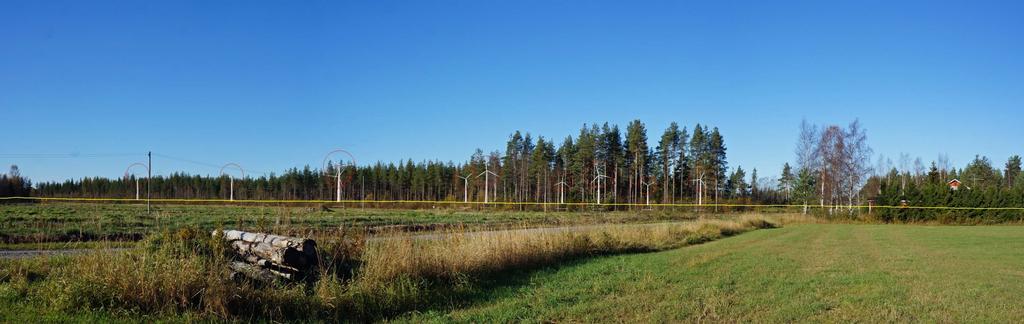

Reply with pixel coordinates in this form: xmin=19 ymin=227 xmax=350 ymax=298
xmin=2 ymin=1 xmax=1022 ymax=183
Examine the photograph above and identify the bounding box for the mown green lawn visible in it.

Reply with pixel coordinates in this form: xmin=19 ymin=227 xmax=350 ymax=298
xmin=403 ymin=224 xmax=1024 ymax=322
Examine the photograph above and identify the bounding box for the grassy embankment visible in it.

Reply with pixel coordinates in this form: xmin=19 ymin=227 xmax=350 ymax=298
xmin=0 ymin=215 xmax=779 ymax=322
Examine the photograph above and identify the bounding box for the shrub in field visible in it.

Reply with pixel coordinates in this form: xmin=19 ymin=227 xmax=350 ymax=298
xmin=0 ymin=257 xmax=57 ymax=302
xmin=740 ymin=216 xmax=779 ymax=229
xmin=310 ymin=227 xmax=367 ymax=281
xmin=38 ymin=227 xmax=234 ymax=316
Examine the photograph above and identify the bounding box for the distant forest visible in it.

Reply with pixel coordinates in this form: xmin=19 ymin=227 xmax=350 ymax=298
xmin=0 ymin=165 xmax=31 ymax=198
xmin=8 ymin=119 xmax=1024 ymax=221
xmin=31 ymin=121 xmax=740 ymax=205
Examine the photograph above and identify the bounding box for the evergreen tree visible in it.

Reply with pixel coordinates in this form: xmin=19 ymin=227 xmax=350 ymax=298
xmin=779 ymin=163 xmax=795 ymax=200
xmin=657 ymin=122 xmax=680 ymax=203
xmin=555 ymin=136 xmax=576 ymax=201
xmin=601 ymin=123 xmax=625 ymax=202
xmin=503 ymin=131 xmax=524 ymax=202
xmin=709 ymin=127 xmax=728 ymax=187
xmin=927 ymin=162 xmax=941 ymax=185
xmin=962 ymin=155 xmax=1001 ymax=190
xmin=0 ymin=165 xmax=32 ymax=197
xmin=726 ymin=166 xmax=748 ymax=198
xmin=625 ymin=120 xmax=650 ymax=204
xmin=750 ymin=168 xmax=759 ymax=199
xmin=529 ymin=136 xmax=554 ymax=202
xmin=675 ymin=126 xmax=690 ymax=200
xmin=689 ymin=124 xmax=709 ymax=201
xmin=1006 ymin=155 xmax=1021 ymax=188
xmin=793 ymin=168 xmax=818 ymax=208
xmin=573 ymin=125 xmax=598 ymax=201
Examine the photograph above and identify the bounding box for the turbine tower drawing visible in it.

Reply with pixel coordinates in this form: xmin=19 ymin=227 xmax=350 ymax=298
xmin=591 ymin=161 xmax=609 ymax=205
xmin=477 ymin=165 xmax=498 ymax=204
xmin=555 ymin=179 xmax=568 ymax=204
xmin=692 ymin=171 xmax=706 ymax=206
xmin=323 ymin=149 xmax=357 ymax=203
xmin=219 ymin=163 xmax=245 ymax=201
xmin=592 ymin=174 xmax=609 ymax=205
xmin=124 ymin=162 xmax=149 ymax=200
xmin=640 ymin=179 xmax=652 ymax=206
xmin=458 ymin=174 xmax=471 ymax=203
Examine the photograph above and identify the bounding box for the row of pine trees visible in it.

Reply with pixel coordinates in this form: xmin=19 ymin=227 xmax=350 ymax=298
xmin=20 ymin=119 xmax=1024 ymax=222
xmin=867 ymin=155 xmax=1024 ymax=222
xmin=31 ymin=120 xmax=757 ymax=205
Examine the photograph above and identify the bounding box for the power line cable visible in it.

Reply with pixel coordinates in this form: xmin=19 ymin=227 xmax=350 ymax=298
xmin=152 ymin=153 xmax=277 ymax=177
xmin=5 ymin=151 xmax=343 ymax=179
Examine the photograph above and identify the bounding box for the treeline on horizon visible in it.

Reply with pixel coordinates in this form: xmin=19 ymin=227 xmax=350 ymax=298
xmin=0 ymin=165 xmax=32 ymax=198
xmin=10 ymin=119 xmax=1024 ymax=222
xmin=866 ymin=155 xmax=1024 ymax=222
xmin=787 ymin=120 xmax=1024 ymax=223
xmin=30 ymin=121 xmax=745 ymax=205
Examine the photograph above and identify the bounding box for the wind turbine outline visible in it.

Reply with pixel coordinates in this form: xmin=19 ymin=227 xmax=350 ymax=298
xmin=640 ymin=178 xmax=653 ymax=206
xmin=477 ymin=165 xmax=498 ymax=204
xmin=124 ymin=162 xmax=150 ymax=200
xmin=458 ymin=174 xmax=471 ymax=203
xmin=692 ymin=171 xmax=706 ymax=206
xmin=555 ymin=177 xmax=568 ymax=204
xmin=592 ymin=174 xmax=610 ymax=205
xmin=219 ymin=163 xmax=245 ymax=201
xmin=322 ymin=149 xmax=357 ymax=202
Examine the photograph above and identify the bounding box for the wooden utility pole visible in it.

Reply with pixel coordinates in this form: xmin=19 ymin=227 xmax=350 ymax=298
xmin=147 ymin=151 xmax=151 ymax=214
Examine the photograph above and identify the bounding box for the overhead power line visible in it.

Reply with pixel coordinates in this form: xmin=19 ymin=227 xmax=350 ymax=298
xmin=153 ymin=153 xmax=277 ymax=176
xmin=3 ymin=151 xmax=349 ymax=179
xmin=152 ymin=153 xmax=223 ymax=169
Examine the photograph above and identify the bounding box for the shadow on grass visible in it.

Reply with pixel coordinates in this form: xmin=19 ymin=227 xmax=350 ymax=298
xmin=370 ymin=229 xmax=769 ymax=322
xmin=356 ymin=254 xmax=621 ymax=322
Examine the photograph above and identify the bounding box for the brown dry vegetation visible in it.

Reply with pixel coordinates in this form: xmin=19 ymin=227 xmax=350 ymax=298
xmin=0 ymin=216 xmax=780 ymax=321
xmin=356 ymin=217 xmax=770 ymax=284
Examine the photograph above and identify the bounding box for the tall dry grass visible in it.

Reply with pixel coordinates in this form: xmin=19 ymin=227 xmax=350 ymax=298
xmin=33 ymin=227 xmax=234 ymax=316
xmin=3 ymin=216 xmax=779 ymax=321
xmin=355 ymin=215 xmax=775 ymax=285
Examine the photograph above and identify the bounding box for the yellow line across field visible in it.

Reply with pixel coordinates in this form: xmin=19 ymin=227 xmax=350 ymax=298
xmin=2 ymin=196 xmax=1023 ymax=211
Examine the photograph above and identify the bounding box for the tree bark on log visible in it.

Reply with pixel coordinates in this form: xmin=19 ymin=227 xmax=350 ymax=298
xmin=215 ymin=230 xmax=318 ymax=282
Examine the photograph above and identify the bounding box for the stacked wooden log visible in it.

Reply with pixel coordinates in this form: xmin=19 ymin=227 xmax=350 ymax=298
xmin=214 ymin=230 xmax=318 ymax=282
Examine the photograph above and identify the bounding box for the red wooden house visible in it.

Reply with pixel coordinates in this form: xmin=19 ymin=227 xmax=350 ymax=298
xmin=948 ymin=179 xmax=963 ymax=190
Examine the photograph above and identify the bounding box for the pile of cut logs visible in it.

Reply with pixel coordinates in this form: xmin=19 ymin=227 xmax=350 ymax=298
xmin=214 ymin=230 xmax=319 ymax=282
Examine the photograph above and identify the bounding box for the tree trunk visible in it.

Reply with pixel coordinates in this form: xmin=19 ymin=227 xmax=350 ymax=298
xmin=216 ymin=230 xmax=318 ymax=282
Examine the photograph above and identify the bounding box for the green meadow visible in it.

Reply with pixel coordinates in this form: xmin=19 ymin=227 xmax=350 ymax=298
xmin=2 ymin=203 xmax=1023 ymax=322
xmin=405 ymin=224 xmax=1024 ymax=322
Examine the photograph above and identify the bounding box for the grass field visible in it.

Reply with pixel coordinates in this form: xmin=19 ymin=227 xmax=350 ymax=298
xmin=0 ymin=203 xmax=711 ymax=244
xmin=401 ymin=223 xmax=1024 ymax=322
xmin=0 ymin=212 xmax=777 ymax=322
xmin=2 ymin=203 xmax=1022 ymax=322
